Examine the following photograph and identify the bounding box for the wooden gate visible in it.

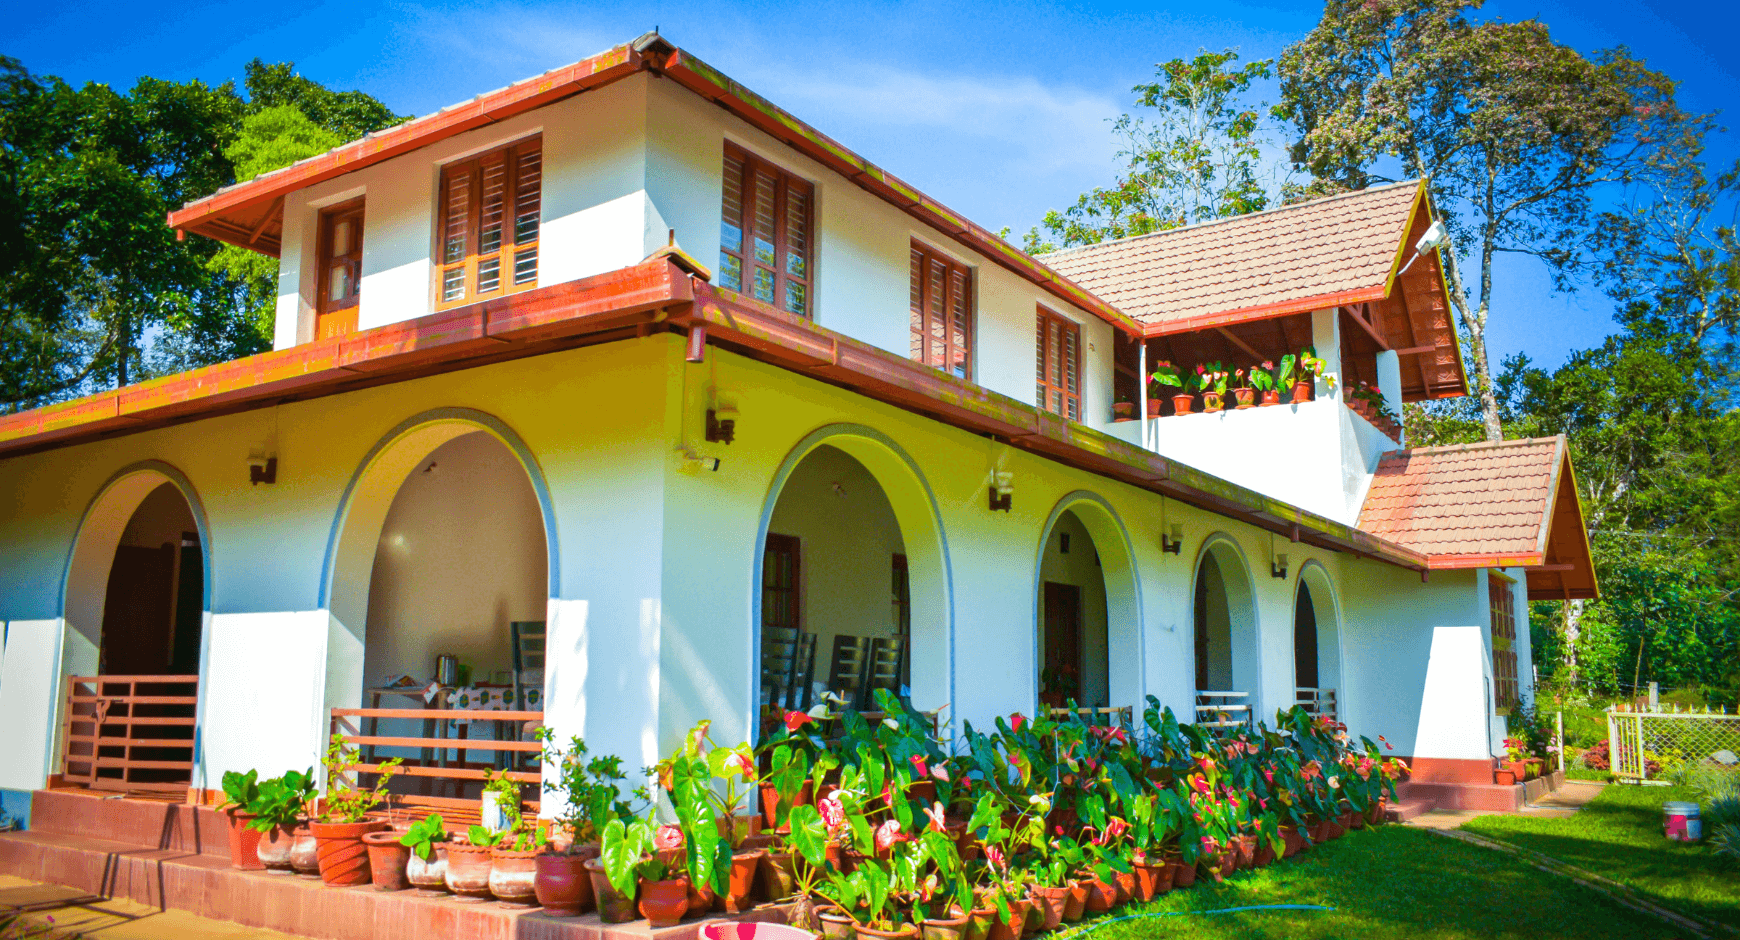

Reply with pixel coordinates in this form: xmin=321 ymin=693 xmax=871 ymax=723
xmin=60 ymin=675 xmax=198 ymax=793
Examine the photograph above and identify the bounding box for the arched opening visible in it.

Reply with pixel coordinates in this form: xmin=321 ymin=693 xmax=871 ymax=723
xmin=324 ymin=412 xmax=555 ymax=807
xmin=1294 ymin=564 xmax=1342 ymax=721
xmin=754 ymin=426 xmax=951 ymax=740
xmin=1038 ymin=510 xmax=1108 ymax=711
xmin=60 ymin=466 xmax=208 ymax=793
xmin=1192 ymin=538 xmax=1260 ymax=728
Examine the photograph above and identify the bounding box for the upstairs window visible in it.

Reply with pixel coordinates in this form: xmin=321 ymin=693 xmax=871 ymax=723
xmin=1036 ymin=308 xmax=1081 ymax=421
xmin=909 ymin=243 xmax=973 ymax=379
xmin=316 ymin=198 xmax=364 ymax=339
xmin=720 ymin=143 xmax=813 ymax=317
xmin=437 ymin=137 xmax=541 ymax=309
xmin=1489 ymin=573 xmax=1519 ymax=713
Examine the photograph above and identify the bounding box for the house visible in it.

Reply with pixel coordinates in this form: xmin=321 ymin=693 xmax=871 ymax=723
xmin=0 ymin=33 xmax=1596 ymax=838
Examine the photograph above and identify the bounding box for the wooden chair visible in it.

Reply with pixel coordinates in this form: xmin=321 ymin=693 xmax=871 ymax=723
xmin=509 ymin=621 xmax=546 ymax=768
xmin=827 ymin=635 xmax=870 ymax=708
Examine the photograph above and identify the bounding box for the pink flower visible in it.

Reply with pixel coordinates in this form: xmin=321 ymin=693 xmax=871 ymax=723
xmin=909 ymin=755 xmax=928 ymax=778
xmin=1262 ymin=768 xmax=1274 ymax=785
xmin=655 ymin=825 xmax=683 ymax=850
xmin=1258 ymin=797 xmax=1268 ymax=810
xmin=1010 ymin=713 xmax=1027 ymax=733
xmin=784 ymin=711 xmax=813 ymax=733
xmin=986 ymin=846 xmax=1005 ymax=870
xmin=819 ymin=793 xmax=844 ymax=829
xmin=875 ymin=819 xmax=905 ymax=852
xmin=725 ymin=752 xmax=755 ymax=777
xmin=1104 ymin=818 xmax=1128 ymax=843
xmin=1190 ymin=776 xmax=1211 ymax=795
xmin=922 ymin=803 xmax=947 ymax=833
xmin=932 ymin=765 xmax=951 ymax=783
xmin=1197 ymin=756 xmax=1216 ymax=773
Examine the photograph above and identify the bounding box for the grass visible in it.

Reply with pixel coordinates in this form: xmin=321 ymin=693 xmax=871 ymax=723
xmin=1076 ymin=825 xmax=1686 ymax=940
xmin=1463 ymin=783 xmax=1740 ymax=931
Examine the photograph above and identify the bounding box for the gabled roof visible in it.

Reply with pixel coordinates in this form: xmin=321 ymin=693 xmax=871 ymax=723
xmin=164 ymin=34 xmax=1143 ymax=337
xmin=1358 ymin=436 xmax=1598 ymax=600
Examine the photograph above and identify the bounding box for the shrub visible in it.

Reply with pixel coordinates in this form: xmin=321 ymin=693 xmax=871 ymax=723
xmin=1711 ymin=823 xmax=1740 ymax=866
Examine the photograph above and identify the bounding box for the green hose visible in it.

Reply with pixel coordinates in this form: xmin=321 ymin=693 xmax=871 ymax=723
xmin=1052 ymin=904 xmax=1334 ymax=939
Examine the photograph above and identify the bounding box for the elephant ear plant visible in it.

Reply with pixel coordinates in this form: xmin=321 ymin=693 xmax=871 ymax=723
xmin=245 ymin=768 xmax=316 ymax=833
xmin=657 ymin=720 xmax=759 ymax=897
xmin=400 ymin=814 xmax=449 ymax=860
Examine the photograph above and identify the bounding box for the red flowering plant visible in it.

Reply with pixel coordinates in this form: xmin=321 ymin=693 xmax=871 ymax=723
xmin=1173 ymin=753 xmax=1240 ymax=871
xmin=655 ymin=720 xmax=761 ymax=896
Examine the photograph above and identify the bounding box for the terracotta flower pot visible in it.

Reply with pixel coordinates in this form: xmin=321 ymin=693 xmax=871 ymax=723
xmin=726 ymin=848 xmax=765 ymax=912
xmin=1148 ymin=397 xmax=1169 ymax=417
xmin=445 ymin=841 xmax=494 ymax=900
xmin=1253 ymin=840 xmax=1276 ymax=868
xmin=1129 ymin=856 xmax=1173 ymax=901
xmin=1112 ymin=401 xmax=1134 ymax=419
xmin=1061 ymin=881 xmax=1088 ymax=921
xmin=762 ymin=851 xmax=797 ymax=902
xmin=715 ymin=814 xmax=763 ymax=844
xmin=640 ymin=876 xmax=690 ymax=928
xmin=1170 ymin=859 xmax=1196 ymax=888
xmin=1260 ymin=389 xmax=1281 ymax=406
xmin=1234 ymin=388 xmax=1256 ymax=409
xmin=534 ymin=852 xmax=593 ymax=916
xmin=363 ymin=830 xmax=410 ymax=891
xmin=1343 ymin=810 xmax=1364 ymax=831
xmin=688 ymin=876 xmax=718 ymax=915
xmin=1028 ymin=885 xmax=1067 ymax=932
xmin=406 ymin=843 xmax=448 ymax=893
xmin=1081 ymin=873 xmax=1117 ymax=913
xmin=226 ymin=810 xmax=264 ymax=871
xmin=819 ymin=907 xmax=857 ymax=940
xmin=1292 ymin=382 xmax=1312 ymax=403
xmin=490 ymin=845 xmax=540 ymax=905
xmin=1114 ymin=867 xmax=1136 ymax=902
xmin=255 ymin=822 xmax=296 ymax=872
xmin=310 ymin=819 xmax=382 ymax=887
xmin=1236 ymin=834 xmax=1257 ymax=869
xmin=1495 ymin=768 xmax=1517 ymax=785
xmin=1280 ymin=825 xmax=1303 ymax=857
xmin=760 ymin=781 xmax=814 ymax=830
xmin=584 ymin=857 xmax=637 ymax=923
xmin=1203 ymin=392 xmax=1224 ymax=413
xmin=963 ymin=906 xmax=997 ymax=940
xmin=856 ymin=924 xmax=918 ymax=940
xmin=1171 ymin=393 xmax=1194 ymax=416
xmin=290 ymin=826 xmax=321 ymax=877
xmin=922 ymin=910 xmax=972 ymax=940
xmin=986 ymin=898 xmax=1028 ymax=940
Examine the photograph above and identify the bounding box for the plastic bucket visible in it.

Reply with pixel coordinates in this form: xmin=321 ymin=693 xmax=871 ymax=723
xmin=702 ymin=923 xmax=821 ymax=940
xmin=1663 ymin=801 xmax=1702 ymax=842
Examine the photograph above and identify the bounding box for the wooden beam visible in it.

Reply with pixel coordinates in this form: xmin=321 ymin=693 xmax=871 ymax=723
xmin=247 ymin=195 xmax=283 ymax=245
xmin=1339 ymin=305 xmax=1393 ymax=351
xmin=1215 ymin=327 xmax=1264 ymax=360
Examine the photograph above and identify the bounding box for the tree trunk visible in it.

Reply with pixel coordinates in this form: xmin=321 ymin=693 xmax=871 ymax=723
xmin=1437 ymin=248 xmax=1505 ymax=442
xmin=1560 ymin=599 xmax=1585 ymax=685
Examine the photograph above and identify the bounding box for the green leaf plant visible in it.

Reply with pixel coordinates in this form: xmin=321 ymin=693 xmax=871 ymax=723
xmin=399 ymin=813 xmax=449 ymax=861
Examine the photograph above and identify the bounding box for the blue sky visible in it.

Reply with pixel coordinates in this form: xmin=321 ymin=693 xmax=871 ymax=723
xmin=13 ymin=0 xmax=1738 ymax=369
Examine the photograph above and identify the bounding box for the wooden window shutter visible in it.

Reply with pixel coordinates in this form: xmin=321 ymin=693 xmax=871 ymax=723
xmin=436 ymin=136 xmax=541 ymax=309
xmin=1036 ymin=307 xmax=1080 ymax=421
xmin=719 ymin=143 xmax=813 ymax=317
xmin=1489 ymin=573 xmax=1519 ymax=711
xmin=907 ymin=242 xmax=973 ymax=379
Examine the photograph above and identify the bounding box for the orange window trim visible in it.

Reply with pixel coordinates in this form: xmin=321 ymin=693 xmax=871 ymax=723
xmin=908 ymin=242 xmax=973 ymax=380
xmin=315 ymin=198 xmax=365 ymax=340
xmin=1036 ymin=307 xmax=1081 ymax=422
xmin=719 ymin=142 xmax=814 ymax=318
xmin=435 ymin=136 xmax=543 ymax=311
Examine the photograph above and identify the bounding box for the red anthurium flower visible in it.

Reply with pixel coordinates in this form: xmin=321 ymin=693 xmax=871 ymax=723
xmin=1262 ymin=768 xmax=1274 ymax=785
xmin=1190 ymin=776 xmax=1211 ymax=795
xmin=784 ymin=710 xmax=813 ymax=733
xmin=819 ymin=793 xmax=844 ymax=829
xmin=875 ymin=819 xmax=905 ymax=852
xmin=1105 ymin=818 xmax=1128 ymax=842
xmin=654 ymin=825 xmax=683 ymax=850
xmin=986 ymin=846 xmax=1005 ymax=870
xmin=909 ymin=755 xmax=928 ymax=778
xmin=1010 ymin=713 xmax=1027 ymax=733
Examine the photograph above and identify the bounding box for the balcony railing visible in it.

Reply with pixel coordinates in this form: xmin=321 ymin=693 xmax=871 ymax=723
xmin=60 ymin=675 xmax=198 ymax=793
xmin=1195 ymin=690 xmax=1251 ymax=730
xmin=1295 ymin=687 xmax=1338 ymax=722
xmin=329 ymin=706 xmax=542 ymax=827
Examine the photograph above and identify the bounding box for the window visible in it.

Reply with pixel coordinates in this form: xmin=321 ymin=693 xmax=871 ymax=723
xmin=720 ymin=143 xmax=813 ymax=317
xmin=316 ymin=199 xmax=364 ymax=339
xmin=1036 ymin=308 xmax=1081 ymax=421
xmin=436 ymin=137 xmax=542 ymax=308
xmin=909 ymin=243 xmax=972 ymax=378
xmin=1489 ymin=572 xmax=1519 ymax=712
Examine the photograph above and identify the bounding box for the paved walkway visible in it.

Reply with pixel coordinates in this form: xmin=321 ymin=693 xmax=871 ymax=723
xmin=0 ymin=876 xmax=311 ymax=940
xmin=1405 ymin=779 xmax=1607 ymax=830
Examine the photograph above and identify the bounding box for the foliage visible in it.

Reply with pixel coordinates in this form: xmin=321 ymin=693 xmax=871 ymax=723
xmin=537 ymin=729 xmax=648 ymax=849
xmin=243 ymin=767 xmax=316 ymax=833
xmin=1024 ymin=50 xmax=1276 ymax=252
xmin=398 ymin=813 xmax=448 ymax=861
xmin=321 ymin=733 xmax=401 ymax=824
xmin=482 ymin=768 xmax=546 ymax=851
xmin=656 ymin=719 xmax=760 ymax=896
xmin=219 ymin=769 xmax=259 ymax=811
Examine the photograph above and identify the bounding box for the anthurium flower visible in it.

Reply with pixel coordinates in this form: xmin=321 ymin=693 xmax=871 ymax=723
xmin=784 ymin=710 xmax=813 ymax=732
xmin=931 ymin=765 xmax=950 ymax=783
xmin=922 ymin=802 xmax=948 ymax=833
xmin=875 ymin=819 xmax=905 ymax=851
xmin=1261 ymin=768 xmax=1274 ymax=785
xmin=724 ymin=751 xmax=755 ymax=777
xmin=819 ymin=793 xmax=844 ymax=829
xmin=909 ymin=755 xmax=928 ymax=777
xmin=1010 ymin=713 xmax=1027 ymax=733
xmin=654 ymin=825 xmax=683 ymax=850
xmin=986 ymin=846 xmax=1005 ymax=870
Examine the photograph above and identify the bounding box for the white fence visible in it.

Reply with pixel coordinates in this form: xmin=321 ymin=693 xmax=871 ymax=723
xmin=1606 ymin=707 xmax=1740 ymax=782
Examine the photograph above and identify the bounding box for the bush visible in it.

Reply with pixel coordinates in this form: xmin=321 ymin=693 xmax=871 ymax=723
xmin=1712 ymin=824 xmax=1740 ymax=866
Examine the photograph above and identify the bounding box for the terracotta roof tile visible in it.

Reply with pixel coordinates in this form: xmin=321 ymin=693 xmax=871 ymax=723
xmin=1037 ymin=182 xmax=1422 ymax=326
xmin=1357 ymin=437 xmax=1564 ymax=556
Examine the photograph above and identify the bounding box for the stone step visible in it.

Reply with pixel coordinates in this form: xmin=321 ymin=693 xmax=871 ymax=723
xmin=1385 ymin=798 xmax=1434 ymax=823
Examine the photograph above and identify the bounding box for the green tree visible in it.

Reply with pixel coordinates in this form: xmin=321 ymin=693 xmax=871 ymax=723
xmin=1277 ymin=0 xmax=1684 ymax=442
xmin=1025 ymin=49 xmax=1275 ymax=253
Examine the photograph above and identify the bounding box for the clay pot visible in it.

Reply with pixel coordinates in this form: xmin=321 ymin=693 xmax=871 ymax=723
xmin=986 ymin=898 xmax=1028 ymax=940
xmin=1028 ymin=885 xmax=1067 ymax=932
xmin=726 ymin=848 xmax=765 ymax=912
xmin=290 ymin=826 xmax=321 ymax=877
xmin=1148 ymin=397 xmax=1169 ymax=418
xmin=1233 ymin=388 xmax=1256 ymax=409
xmin=922 ymin=910 xmax=972 ymax=940
xmin=445 ymin=841 xmax=494 ymax=900
xmin=1023 ymin=896 xmax=1045 ymax=933
xmin=856 ymin=925 xmax=918 ymax=940
xmin=1236 ymin=834 xmax=1257 ymax=870
xmin=819 ymin=907 xmax=857 ymax=940
xmin=1061 ymin=881 xmax=1088 ymax=921
xmin=639 ymin=876 xmax=690 ymax=928
xmin=1081 ymin=873 xmax=1117 ymax=913
xmin=1170 ymin=859 xmax=1196 ymax=888
xmin=1280 ymin=825 xmax=1303 ymax=858
xmin=764 ymin=851 xmax=797 ymax=902
xmin=760 ymin=782 xmax=814 ymax=830
xmin=535 ymin=852 xmax=594 ymax=916
xmin=363 ymin=830 xmax=410 ymax=891
xmin=963 ymin=906 xmax=997 ymax=940
xmin=1113 ymin=868 xmax=1136 ymax=903
xmin=1112 ymin=401 xmax=1134 ymax=419
xmin=1202 ymin=392 xmax=1224 ymax=413
xmin=1292 ymin=382 xmax=1312 ymax=404
xmin=1171 ymin=393 xmax=1194 ymax=416
xmin=687 ymin=876 xmax=718 ymax=915
xmin=1261 ymin=389 xmax=1281 ymax=406
xmin=225 ymin=810 xmax=264 ymax=871
xmin=406 ymin=844 xmax=449 ymax=893
xmin=715 ymin=814 xmax=764 ymax=844
xmin=1369 ymin=799 xmax=1389 ymax=825
xmin=1343 ymin=810 xmax=1364 ymax=831
xmin=584 ymin=857 xmax=637 ymax=923
xmin=255 ymin=823 xmax=297 ymax=872
xmin=1129 ymin=856 xmax=1173 ymax=901
xmin=490 ymin=845 xmax=540 ymax=905
xmin=310 ymin=819 xmax=383 ymax=887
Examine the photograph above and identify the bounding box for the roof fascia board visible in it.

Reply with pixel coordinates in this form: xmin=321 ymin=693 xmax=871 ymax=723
xmin=1379 ymin=181 xmax=1430 ymax=298
xmin=1143 ymin=286 xmax=1389 ymax=337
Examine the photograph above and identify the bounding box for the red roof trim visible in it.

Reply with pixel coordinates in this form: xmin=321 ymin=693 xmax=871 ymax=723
xmin=1142 ymin=285 xmax=1390 ymax=338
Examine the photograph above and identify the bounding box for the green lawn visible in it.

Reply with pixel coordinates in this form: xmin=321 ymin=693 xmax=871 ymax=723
xmin=1463 ymin=783 xmax=1740 ymax=931
xmin=1074 ymin=825 xmax=1687 ymax=940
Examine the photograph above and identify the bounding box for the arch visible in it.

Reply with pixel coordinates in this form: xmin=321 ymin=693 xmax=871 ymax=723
xmin=1031 ymin=491 xmax=1144 ymax=715
xmin=319 ymin=408 xmax=559 ymax=739
xmin=1189 ymin=532 xmax=1262 ymax=710
xmin=1294 ymin=559 xmax=1344 ymax=717
xmin=753 ymin=424 xmax=953 ymax=734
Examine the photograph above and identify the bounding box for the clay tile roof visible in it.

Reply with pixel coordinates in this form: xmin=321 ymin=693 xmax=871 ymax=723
xmin=1037 ymin=181 xmax=1422 ymax=329
xmin=1358 ymin=435 xmax=1598 ymax=600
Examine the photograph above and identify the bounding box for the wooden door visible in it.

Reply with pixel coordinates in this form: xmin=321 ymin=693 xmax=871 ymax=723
xmin=100 ymin=545 xmax=177 ymax=675
xmin=1042 ymin=582 xmax=1082 ymax=704
xmin=316 ymin=199 xmax=365 ymax=339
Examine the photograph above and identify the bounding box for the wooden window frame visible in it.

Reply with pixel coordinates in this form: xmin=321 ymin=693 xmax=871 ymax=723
xmin=1489 ymin=571 xmax=1519 ymax=714
xmin=909 ymin=241 xmax=973 ymax=379
xmin=435 ymin=136 xmax=542 ymax=311
xmin=315 ymin=198 xmax=365 ymax=340
xmin=1036 ymin=307 xmax=1082 ymax=421
xmin=719 ymin=142 xmax=814 ymax=318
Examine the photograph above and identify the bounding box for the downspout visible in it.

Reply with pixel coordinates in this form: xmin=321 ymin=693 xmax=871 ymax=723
xmin=1138 ymin=340 xmax=1148 ymax=451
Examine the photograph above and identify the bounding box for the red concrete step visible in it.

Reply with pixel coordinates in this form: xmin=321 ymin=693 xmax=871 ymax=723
xmin=28 ymin=787 xmax=231 ymax=859
xmin=1385 ymin=798 xmax=1434 ymax=823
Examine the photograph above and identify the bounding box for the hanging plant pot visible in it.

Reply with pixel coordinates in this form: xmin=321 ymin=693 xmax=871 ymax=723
xmin=1233 ymin=388 xmax=1256 ymax=409
xmin=1171 ymin=393 xmax=1194 ymax=416
xmin=362 ymin=830 xmax=410 ymax=891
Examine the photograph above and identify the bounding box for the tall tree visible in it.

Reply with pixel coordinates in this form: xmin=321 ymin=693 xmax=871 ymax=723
xmin=1277 ymin=0 xmax=1683 ymax=442
xmin=1025 ymin=50 xmax=1275 ymax=253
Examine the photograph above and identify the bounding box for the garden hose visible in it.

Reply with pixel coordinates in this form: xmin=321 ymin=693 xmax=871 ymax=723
xmin=1053 ymin=904 xmax=1334 ymax=939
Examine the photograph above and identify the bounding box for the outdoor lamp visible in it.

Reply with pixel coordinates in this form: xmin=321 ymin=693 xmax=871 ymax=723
xmin=1398 ymin=219 xmax=1450 ymax=276
xmin=248 ymin=453 xmax=277 ymax=485
xmin=1271 ymin=552 xmax=1290 ymax=579
xmin=1161 ymin=524 xmax=1184 ymax=555
xmin=988 ymin=471 xmax=1013 ymax=512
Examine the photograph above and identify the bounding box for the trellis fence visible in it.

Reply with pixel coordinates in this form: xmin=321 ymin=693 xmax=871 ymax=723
xmin=1606 ymin=707 xmax=1740 ymax=782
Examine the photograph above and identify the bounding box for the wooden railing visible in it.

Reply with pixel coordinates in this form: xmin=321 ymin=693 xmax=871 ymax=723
xmin=1195 ymin=690 xmax=1251 ymax=730
xmin=1296 ymin=687 xmax=1338 ymax=722
xmin=329 ymin=706 xmax=542 ymax=827
xmin=60 ymin=675 xmax=198 ymax=793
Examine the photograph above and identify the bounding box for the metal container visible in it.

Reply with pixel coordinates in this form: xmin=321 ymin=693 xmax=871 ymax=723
xmin=1664 ymin=801 xmax=1702 ymax=842
xmin=436 ymin=654 xmax=458 ymax=686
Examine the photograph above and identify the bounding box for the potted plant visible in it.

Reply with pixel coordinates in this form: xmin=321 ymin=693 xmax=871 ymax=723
xmin=1148 ymin=362 xmax=1185 ymax=416
xmin=1251 ymin=362 xmax=1278 ymax=406
xmin=1295 ymin=347 xmax=1327 ymax=403
xmin=310 ymin=734 xmax=400 ymax=887
xmin=535 ymin=730 xmax=646 ymax=916
xmin=245 ymin=767 xmax=316 ymax=871
xmin=1230 ymin=367 xmax=1256 ymax=409
xmin=1198 ymin=363 xmax=1229 ymax=412
xmin=398 ymin=813 xmax=450 ymax=893
xmin=448 ymin=825 xmax=501 ymax=900
xmin=1112 ymin=393 xmax=1134 ymax=420
xmin=658 ymin=720 xmax=766 ymax=913
xmin=483 ymin=771 xmax=545 ymax=905
xmin=217 ymin=770 xmax=262 ymax=871
xmin=1501 ymin=738 xmax=1530 ymax=785
xmin=601 ymin=814 xmax=689 ymax=926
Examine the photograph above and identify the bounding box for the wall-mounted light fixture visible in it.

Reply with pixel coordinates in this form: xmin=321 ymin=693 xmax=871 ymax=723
xmin=1161 ymin=524 xmax=1184 ymax=555
xmin=248 ymin=453 xmax=277 ymax=486
xmin=1398 ymin=219 xmax=1450 ymax=276
xmin=988 ymin=471 xmax=1013 ymax=512
xmin=676 ymin=446 xmax=721 ymax=473
xmin=1060 ymin=532 xmax=1071 ymax=554
xmin=705 ymin=406 xmax=737 ymax=444
xmin=1270 ymin=552 xmax=1290 ymax=580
